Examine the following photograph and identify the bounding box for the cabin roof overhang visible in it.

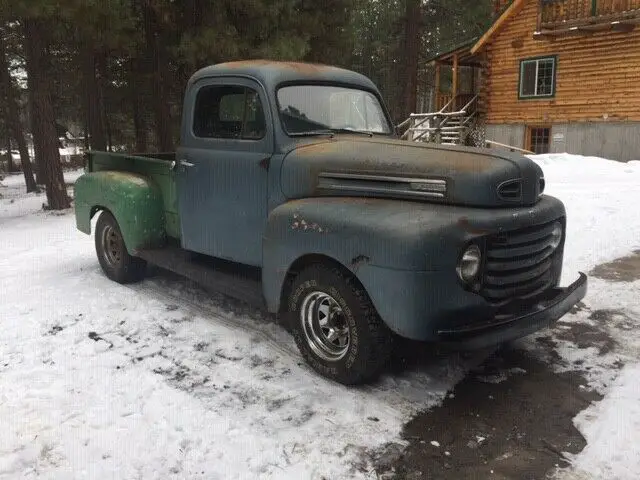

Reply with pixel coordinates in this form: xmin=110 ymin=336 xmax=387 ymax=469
xmin=470 ymin=0 xmax=526 ymax=54
xmin=429 ymin=0 xmax=526 ymax=64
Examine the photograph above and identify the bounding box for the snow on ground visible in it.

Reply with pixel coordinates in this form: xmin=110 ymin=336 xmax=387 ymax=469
xmin=566 ymin=364 xmax=640 ymax=480
xmin=524 ymin=154 xmax=640 ymax=480
xmin=0 ymin=169 xmax=480 ymax=479
xmin=0 ymin=154 xmax=639 ymax=479
xmin=0 ymin=169 xmax=85 ymax=220
xmin=529 ymin=154 xmax=640 ymax=283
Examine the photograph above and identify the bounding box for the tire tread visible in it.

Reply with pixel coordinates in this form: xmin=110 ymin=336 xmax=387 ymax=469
xmin=287 ymin=262 xmax=393 ymax=385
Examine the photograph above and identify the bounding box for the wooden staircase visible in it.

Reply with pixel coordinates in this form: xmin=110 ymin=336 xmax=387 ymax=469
xmin=439 ymin=115 xmax=468 ymax=145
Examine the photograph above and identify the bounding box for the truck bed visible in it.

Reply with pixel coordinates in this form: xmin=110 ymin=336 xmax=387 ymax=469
xmin=87 ymin=151 xmax=175 ymax=173
xmin=86 ymin=151 xmax=181 ymax=240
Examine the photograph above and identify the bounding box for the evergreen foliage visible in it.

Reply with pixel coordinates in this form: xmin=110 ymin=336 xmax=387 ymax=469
xmin=0 ymin=0 xmax=493 ymax=206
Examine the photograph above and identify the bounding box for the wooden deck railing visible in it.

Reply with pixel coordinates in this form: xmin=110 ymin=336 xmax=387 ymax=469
xmin=400 ymin=94 xmax=478 ymax=144
xmin=435 ymin=93 xmax=477 ymax=112
xmin=540 ymin=0 xmax=640 ymax=28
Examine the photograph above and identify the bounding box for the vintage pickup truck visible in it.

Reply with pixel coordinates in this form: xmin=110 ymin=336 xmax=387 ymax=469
xmin=74 ymin=60 xmax=587 ymax=385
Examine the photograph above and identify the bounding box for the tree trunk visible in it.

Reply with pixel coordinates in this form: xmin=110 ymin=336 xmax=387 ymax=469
xmin=80 ymin=45 xmax=107 ymax=151
xmin=401 ymin=0 xmax=421 ymax=120
xmin=142 ymin=2 xmax=174 ymax=152
xmin=5 ymin=135 xmax=16 ymax=172
xmin=95 ymin=51 xmax=113 ymax=152
xmin=0 ymin=33 xmax=37 ymax=192
xmin=23 ymin=17 xmax=69 ymax=209
xmin=130 ymin=59 xmax=148 ymax=153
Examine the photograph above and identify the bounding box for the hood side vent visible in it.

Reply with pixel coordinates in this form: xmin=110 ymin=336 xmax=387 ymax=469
xmin=318 ymin=172 xmax=447 ymax=199
xmin=497 ymin=179 xmax=522 ymax=202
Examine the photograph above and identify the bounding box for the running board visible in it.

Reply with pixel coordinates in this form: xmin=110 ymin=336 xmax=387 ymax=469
xmin=136 ymin=246 xmax=266 ymax=309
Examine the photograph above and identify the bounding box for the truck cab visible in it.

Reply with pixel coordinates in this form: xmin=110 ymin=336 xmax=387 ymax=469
xmin=74 ymin=60 xmax=587 ymax=385
xmin=175 ymin=61 xmax=395 ymax=266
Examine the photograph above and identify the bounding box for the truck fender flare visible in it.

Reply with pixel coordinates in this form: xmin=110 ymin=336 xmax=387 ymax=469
xmin=261 ymin=201 xmax=384 ymax=316
xmin=74 ymin=171 xmax=166 ymax=254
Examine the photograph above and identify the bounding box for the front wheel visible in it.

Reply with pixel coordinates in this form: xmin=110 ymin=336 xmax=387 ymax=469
xmin=285 ymin=264 xmax=393 ymax=385
xmin=94 ymin=210 xmax=147 ymax=284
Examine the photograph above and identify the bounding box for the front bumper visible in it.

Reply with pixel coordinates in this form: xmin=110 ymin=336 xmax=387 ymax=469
xmin=436 ymin=272 xmax=588 ymax=349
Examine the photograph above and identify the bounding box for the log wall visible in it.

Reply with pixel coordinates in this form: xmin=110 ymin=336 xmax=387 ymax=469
xmin=483 ymin=0 xmax=640 ymax=124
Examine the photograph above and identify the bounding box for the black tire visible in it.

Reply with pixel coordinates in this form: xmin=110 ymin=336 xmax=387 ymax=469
xmin=94 ymin=210 xmax=147 ymax=284
xmin=285 ymin=263 xmax=393 ymax=385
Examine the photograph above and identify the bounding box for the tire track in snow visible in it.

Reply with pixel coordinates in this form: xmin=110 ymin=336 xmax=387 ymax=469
xmin=126 ymin=272 xmax=487 ymax=418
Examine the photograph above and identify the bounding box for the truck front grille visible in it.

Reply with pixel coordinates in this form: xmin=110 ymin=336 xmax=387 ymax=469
xmin=481 ymin=219 xmax=563 ymax=303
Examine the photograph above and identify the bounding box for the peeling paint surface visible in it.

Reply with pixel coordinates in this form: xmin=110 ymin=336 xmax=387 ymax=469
xmin=290 ymin=212 xmax=328 ymax=233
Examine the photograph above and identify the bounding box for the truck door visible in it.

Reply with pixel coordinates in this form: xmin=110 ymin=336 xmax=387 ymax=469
xmin=176 ymin=76 xmax=273 ymax=267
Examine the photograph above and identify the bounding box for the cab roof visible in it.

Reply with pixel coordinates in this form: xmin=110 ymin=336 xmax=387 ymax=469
xmin=188 ymin=60 xmax=380 ymax=93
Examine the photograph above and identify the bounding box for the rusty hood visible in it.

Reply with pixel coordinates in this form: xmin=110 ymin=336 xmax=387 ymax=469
xmin=280 ymin=136 xmax=545 ymax=207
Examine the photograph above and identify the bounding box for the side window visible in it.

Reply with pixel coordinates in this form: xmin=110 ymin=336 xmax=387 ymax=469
xmin=519 ymin=56 xmax=556 ymax=99
xmin=193 ymin=85 xmax=266 ymax=140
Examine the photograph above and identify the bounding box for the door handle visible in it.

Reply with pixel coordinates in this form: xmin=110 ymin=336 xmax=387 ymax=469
xmin=170 ymin=159 xmax=194 ymax=172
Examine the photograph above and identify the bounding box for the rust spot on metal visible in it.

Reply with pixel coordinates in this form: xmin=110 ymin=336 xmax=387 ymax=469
xmin=350 ymin=255 xmax=370 ymax=272
xmin=292 ymin=137 xmax=497 ymax=174
xmin=221 ymin=60 xmax=335 ymax=74
xmin=102 ymin=171 xmax=149 ymax=186
xmin=295 ymin=140 xmax=339 ymax=157
xmin=258 ymin=156 xmax=271 ymax=170
xmin=457 ymin=217 xmax=492 ymax=235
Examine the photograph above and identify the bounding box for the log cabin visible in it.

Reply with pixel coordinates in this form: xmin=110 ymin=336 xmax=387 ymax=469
xmin=426 ymin=0 xmax=640 ymax=160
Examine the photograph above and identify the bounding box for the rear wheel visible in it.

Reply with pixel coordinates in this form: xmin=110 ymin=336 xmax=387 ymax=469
xmin=285 ymin=263 xmax=393 ymax=385
xmin=95 ymin=211 xmax=146 ymax=284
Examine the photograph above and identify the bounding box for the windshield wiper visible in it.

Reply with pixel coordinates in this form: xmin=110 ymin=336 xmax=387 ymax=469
xmin=288 ymin=130 xmax=336 ymax=138
xmin=328 ymin=128 xmax=374 ymax=137
xmin=288 ymin=128 xmax=374 ymax=138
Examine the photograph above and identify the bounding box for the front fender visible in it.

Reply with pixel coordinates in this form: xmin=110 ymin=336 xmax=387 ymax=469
xmin=262 ymin=197 xmax=461 ymax=317
xmin=74 ymin=171 xmax=166 ymax=254
xmin=262 ymin=196 xmax=568 ymax=340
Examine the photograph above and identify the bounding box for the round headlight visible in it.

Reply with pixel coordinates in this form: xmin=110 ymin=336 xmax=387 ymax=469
xmin=457 ymin=245 xmax=482 ymax=283
xmin=549 ymin=222 xmax=563 ymax=250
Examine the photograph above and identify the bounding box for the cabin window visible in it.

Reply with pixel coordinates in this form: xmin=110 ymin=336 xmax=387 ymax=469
xmin=526 ymin=126 xmax=551 ymax=154
xmin=193 ymin=85 xmax=266 ymax=140
xmin=519 ymin=56 xmax=556 ymax=99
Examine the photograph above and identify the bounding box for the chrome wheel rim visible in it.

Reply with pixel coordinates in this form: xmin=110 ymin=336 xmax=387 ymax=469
xmin=300 ymin=291 xmax=350 ymax=361
xmin=101 ymin=225 xmax=122 ymax=266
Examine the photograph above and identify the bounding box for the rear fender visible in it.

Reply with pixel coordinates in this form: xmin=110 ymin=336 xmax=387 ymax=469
xmin=74 ymin=171 xmax=166 ymax=254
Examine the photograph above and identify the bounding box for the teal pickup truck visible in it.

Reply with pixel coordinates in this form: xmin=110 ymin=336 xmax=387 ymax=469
xmin=74 ymin=60 xmax=587 ymax=385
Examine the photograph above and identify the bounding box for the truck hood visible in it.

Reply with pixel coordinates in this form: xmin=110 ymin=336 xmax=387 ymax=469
xmin=280 ymin=137 xmax=545 ymax=207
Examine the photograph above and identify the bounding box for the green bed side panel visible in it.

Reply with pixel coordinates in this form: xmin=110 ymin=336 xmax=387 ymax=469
xmin=88 ymin=151 xmax=180 ymax=239
xmin=74 ymin=170 xmax=169 ymax=254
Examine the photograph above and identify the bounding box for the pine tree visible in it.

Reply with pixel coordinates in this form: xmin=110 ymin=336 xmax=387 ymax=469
xmin=23 ymin=15 xmax=70 ymax=209
xmin=0 ymin=30 xmax=37 ymax=192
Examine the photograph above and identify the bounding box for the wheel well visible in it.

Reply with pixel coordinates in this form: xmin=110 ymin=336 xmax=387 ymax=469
xmin=88 ymin=206 xmax=115 ymax=236
xmin=279 ymin=254 xmax=359 ymax=313
xmin=90 ymin=205 xmax=108 ymax=220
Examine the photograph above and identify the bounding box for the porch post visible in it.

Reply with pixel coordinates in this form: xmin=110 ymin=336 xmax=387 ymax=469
xmin=452 ymin=53 xmax=459 ymax=111
xmin=434 ymin=62 xmax=441 ymax=110
xmin=471 ymin=65 xmax=476 ymax=94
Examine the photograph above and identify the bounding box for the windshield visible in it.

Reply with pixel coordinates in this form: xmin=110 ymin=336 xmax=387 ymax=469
xmin=277 ymin=85 xmax=392 ymax=136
